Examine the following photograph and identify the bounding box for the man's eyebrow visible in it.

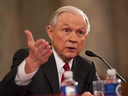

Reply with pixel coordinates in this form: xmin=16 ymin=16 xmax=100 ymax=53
xmin=80 ymin=27 xmax=86 ymax=31
xmin=62 ymin=23 xmax=86 ymax=31
xmin=62 ymin=23 xmax=70 ymax=27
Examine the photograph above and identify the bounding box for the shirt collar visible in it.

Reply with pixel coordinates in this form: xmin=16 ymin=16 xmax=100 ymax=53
xmin=52 ymin=47 xmax=73 ymax=71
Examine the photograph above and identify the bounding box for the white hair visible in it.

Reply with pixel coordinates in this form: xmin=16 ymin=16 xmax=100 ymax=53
xmin=49 ymin=6 xmax=90 ymax=35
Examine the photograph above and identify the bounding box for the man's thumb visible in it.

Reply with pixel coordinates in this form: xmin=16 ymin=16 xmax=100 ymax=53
xmin=24 ymin=30 xmax=34 ymax=46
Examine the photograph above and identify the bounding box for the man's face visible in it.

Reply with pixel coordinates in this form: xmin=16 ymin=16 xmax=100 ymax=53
xmin=49 ymin=12 xmax=87 ymax=62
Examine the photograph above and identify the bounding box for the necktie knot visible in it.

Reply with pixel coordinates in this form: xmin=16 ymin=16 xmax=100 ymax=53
xmin=61 ymin=63 xmax=69 ymax=83
xmin=63 ymin=63 xmax=69 ymax=71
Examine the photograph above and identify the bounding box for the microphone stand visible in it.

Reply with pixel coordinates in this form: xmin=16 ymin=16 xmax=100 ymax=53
xmin=96 ymin=55 xmax=127 ymax=83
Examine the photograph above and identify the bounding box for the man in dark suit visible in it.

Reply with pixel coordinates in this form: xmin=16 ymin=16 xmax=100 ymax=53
xmin=0 ymin=6 xmax=99 ymax=96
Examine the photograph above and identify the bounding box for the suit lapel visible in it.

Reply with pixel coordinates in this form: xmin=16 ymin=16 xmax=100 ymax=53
xmin=41 ymin=54 xmax=87 ymax=94
xmin=71 ymin=56 xmax=87 ymax=94
xmin=42 ymin=54 xmax=60 ymax=94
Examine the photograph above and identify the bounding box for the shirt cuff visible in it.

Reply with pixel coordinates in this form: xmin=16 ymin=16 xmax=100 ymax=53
xmin=15 ymin=59 xmax=38 ymax=85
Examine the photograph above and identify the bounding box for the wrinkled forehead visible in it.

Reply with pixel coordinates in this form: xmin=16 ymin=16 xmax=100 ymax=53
xmin=56 ymin=12 xmax=87 ymax=32
xmin=50 ymin=8 xmax=90 ymax=35
xmin=58 ymin=11 xmax=86 ymax=23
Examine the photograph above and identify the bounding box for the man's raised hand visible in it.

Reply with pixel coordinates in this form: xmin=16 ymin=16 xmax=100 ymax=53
xmin=24 ymin=30 xmax=52 ymax=74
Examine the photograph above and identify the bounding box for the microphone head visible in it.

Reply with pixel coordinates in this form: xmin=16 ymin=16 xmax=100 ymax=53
xmin=85 ymin=50 xmax=97 ymax=57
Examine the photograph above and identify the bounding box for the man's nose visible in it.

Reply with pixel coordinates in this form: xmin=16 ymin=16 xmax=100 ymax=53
xmin=69 ymin=32 xmax=77 ymax=43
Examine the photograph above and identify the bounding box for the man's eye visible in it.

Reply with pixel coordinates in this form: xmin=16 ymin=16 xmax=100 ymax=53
xmin=77 ymin=31 xmax=85 ymax=37
xmin=78 ymin=31 xmax=82 ymax=34
xmin=65 ymin=29 xmax=69 ymax=32
xmin=78 ymin=31 xmax=83 ymax=34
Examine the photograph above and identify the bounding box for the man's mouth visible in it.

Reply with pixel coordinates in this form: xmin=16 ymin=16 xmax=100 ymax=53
xmin=67 ymin=47 xmax=76 ymax=49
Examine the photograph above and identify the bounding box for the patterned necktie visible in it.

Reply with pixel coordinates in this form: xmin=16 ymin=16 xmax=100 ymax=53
xmin=61 ymin=63 xmax=69 ymax=82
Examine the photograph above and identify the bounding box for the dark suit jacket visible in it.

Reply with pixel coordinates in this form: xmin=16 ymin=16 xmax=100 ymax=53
xmin=0 ymin=48 xmax=99 ymax=96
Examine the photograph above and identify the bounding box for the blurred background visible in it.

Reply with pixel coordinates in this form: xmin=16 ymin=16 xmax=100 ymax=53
xmin=0 ymin=0 xmax=128 ymax=81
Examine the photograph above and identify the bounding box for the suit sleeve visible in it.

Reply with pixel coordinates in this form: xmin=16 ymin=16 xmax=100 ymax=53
xmin=0 ymin=49 xmax=30 ymax=96
xmin=88 ymin=61 xmax=100 ymax=94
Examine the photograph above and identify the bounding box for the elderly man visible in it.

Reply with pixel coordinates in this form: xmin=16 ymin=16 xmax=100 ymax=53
xmin=0 ymin=6 xmax=99 ymax=96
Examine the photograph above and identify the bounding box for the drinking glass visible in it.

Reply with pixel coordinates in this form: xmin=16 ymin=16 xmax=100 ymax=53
xmin=93 ymin=80 xmax=104 ymax=96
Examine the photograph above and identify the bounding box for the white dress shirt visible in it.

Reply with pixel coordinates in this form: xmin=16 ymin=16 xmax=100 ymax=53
xmin=15 ymin=48 xmax=73 ymax=87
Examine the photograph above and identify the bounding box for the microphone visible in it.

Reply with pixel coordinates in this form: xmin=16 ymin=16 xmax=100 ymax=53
xmin=85 ymin=50 xmax=127 ymax=83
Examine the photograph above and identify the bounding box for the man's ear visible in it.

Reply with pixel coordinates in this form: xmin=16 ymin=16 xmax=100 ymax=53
xmin=85 ymin=34 xmax=88 ymax=39
xmin=46 ymin=26 xmax=53 ymax=40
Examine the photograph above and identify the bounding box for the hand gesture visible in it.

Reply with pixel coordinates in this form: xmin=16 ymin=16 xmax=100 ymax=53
xmin=24 ymin=30 xmax=52 ymax=74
